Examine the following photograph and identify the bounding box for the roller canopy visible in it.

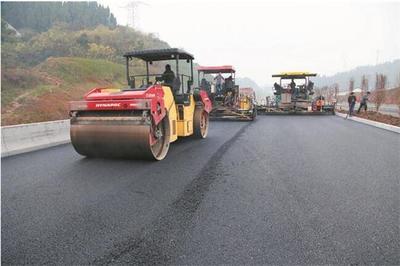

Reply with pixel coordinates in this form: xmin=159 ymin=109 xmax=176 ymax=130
xmin=197 ymin=65 xmax=236 ymax=74
xmin=124 ymin=48 xmax=194 ymax=61
xmin=272 ymin=72 xmax=317 ymax=79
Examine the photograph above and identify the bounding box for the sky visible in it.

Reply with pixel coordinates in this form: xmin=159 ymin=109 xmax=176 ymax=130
xmin=99 ymin=0 xmax=400 ymax=86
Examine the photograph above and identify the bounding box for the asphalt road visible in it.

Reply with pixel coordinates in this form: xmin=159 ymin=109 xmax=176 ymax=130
xmin=2 ymin=116 xmax=399 ymax=265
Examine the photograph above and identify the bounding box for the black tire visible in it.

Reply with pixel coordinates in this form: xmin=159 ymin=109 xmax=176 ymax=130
xmin=149 ymin=116 xmax=170 ymax=160
xmin=193 ymin=106 xmax=209 ymax=138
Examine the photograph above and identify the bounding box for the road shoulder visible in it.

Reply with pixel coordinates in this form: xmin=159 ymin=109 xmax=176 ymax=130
xmin=335 ymin=112 xmax=400 ymax=133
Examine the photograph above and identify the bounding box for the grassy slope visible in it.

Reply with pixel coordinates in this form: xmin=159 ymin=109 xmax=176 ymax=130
xmin=1 ymin=57 xmax=126 ymax=125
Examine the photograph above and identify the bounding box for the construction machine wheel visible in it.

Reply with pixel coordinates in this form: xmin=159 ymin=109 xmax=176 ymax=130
xmin=193 ymin=106 xmax=209 ymax=138
xmin=70 ymin=113 xmax=170 ymax=160
xmin=148 ymin=116 xmax=170 ymax=160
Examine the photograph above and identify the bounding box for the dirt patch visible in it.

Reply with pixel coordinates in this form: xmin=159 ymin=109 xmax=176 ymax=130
xmin=1 ymin=80 xmax=114 ymax=125
xmin=355 ymin=111 xmax=400 ymax=127
xmin=338 ymin=110 xmax=400 ymax=127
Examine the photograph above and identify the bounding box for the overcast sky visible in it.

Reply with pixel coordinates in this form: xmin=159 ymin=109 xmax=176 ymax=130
xmin=99 ymin=0 xmax=400 ymax=85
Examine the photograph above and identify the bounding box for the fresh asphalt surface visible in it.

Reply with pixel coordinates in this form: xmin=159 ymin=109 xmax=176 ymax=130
xmin=2 ymin=116 xmax=399 ymax=265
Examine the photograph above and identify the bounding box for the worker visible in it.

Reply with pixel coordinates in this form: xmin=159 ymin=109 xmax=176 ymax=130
xmin=316 ymin=96 xmax=325 ymax=111
xmin=290 ymin=79 xmax=297 ymax=96
xmin=307 ymin=80 xmax=314 ymax=91
xmin=357 ymin=91 xmax=371 ymax=113
xmin=307 ymin=80 xmax=315 ymax=97
xmin=347 ymin=92 xmax=357 ymax=117
xmin=225 ymin=75 xmax=234 ymax=93
xmin=274 ymin=82 xmax=283 ymax=95
xmin=290 ymin=79 xmax=296 ymax=90
xmin=201 ymin=78 xmax=211 ymax=96
xmin=214 ymin=72 xmax=225 ymax=95
xmin=201 ymin=78 xmax=208 ymax=88
xmin=224 ymin=91 xmax=234 ymax=106
xmin=161 ymin=64 xmax=175 ymax=86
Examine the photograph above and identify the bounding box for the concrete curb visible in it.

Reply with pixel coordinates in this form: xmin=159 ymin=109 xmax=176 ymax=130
xmin=1 ymin=119 xmax=71 ymax=158
xmin=335 ymin=112 xmax=400 ymax=134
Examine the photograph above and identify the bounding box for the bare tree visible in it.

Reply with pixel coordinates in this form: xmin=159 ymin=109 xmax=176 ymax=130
xmin=374 ymin=73 xmax=386 ymax=112
xmin=395 ymin=72 xmax=400 ymax=115
xmin=361 ymin=75 xmax=368 ymax=96
xmin=332 ymin=83 xmax=339 ymax=105
xmin=326 ymin=86 xmax=335 ymax=103
xmin=333 ymin=83 xmax=339 ymax=99
xmin=314 ymin=87 xmax=321 ymax=96
xmin=349 ymin=78 xmax=354 ymax=94
xmin=321 ymin=86 xmax=329 ymax=99
xmin=327 ymin=87 xmax=333 ymax=102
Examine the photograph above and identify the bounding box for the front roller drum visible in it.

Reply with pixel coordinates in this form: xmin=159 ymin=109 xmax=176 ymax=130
xmin=193 ymin=106 xmax=209 ymax=138
xmin=70 ymin=116 xmax=170 ymax=160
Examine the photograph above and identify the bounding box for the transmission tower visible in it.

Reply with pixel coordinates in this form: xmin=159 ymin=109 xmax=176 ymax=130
xmin=120 ymin=1 xmax=149 ymax=28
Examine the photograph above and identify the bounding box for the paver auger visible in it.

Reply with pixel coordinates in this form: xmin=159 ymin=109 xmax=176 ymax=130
xmin=69 ymin=48 xmax=212 ymax=160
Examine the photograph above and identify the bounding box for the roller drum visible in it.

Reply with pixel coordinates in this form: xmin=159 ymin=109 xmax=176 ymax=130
xmin=70 ymin=115 xmax=170 ymax=160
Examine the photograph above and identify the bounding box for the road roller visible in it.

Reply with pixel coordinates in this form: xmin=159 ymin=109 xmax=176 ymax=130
xmin=69 ymin=48 xmax=212 ymax=160
xmin=197 ymin=65 xmax=256 ymax=121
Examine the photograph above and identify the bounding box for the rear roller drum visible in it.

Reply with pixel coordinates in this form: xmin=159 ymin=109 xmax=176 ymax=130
xmin=193 ymin=106 xmax=209 ymax=138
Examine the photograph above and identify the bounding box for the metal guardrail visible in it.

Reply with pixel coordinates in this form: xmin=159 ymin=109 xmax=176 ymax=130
xmin=1 ymin=119 xmax=70 ymax=158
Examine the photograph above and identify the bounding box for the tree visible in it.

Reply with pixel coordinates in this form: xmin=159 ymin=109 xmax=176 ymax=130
xmin=333 ymin=83 xmax=339 ymax=101
xmin=88 ymin=43 xmax=115 ymax=60
xmin=1 ymin=2 xmax=117 ymax=32
xmin=1 ymin=19 xmax=19 ymax=42
xmin=361 ymin=75 xmax=368 ymax=96
xmin=374 ymin=73 xmax=387 ymax=112
xmin=395 ymin=73 xmax=400 ymax=116
xmin=348 ymin=78 xmax=354 ymax=93
xmin=77 ymin=33 xmax=89 ymax=48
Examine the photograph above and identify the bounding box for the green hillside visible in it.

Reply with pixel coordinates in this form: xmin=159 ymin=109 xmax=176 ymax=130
xmin=1 ymin=2 xmax=117 ymax=32
xmin=1 ymin=1 xmax=262 ymax=125
xmin=1 ymin=23 xmax=169 ymax=67
xmin=2 ymin=57 xmax=127 ymax=125
xmin=37 ymin=57 xmax=126 ymax=84
xmin=1 ymin=1 xmax=174 ymax=125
